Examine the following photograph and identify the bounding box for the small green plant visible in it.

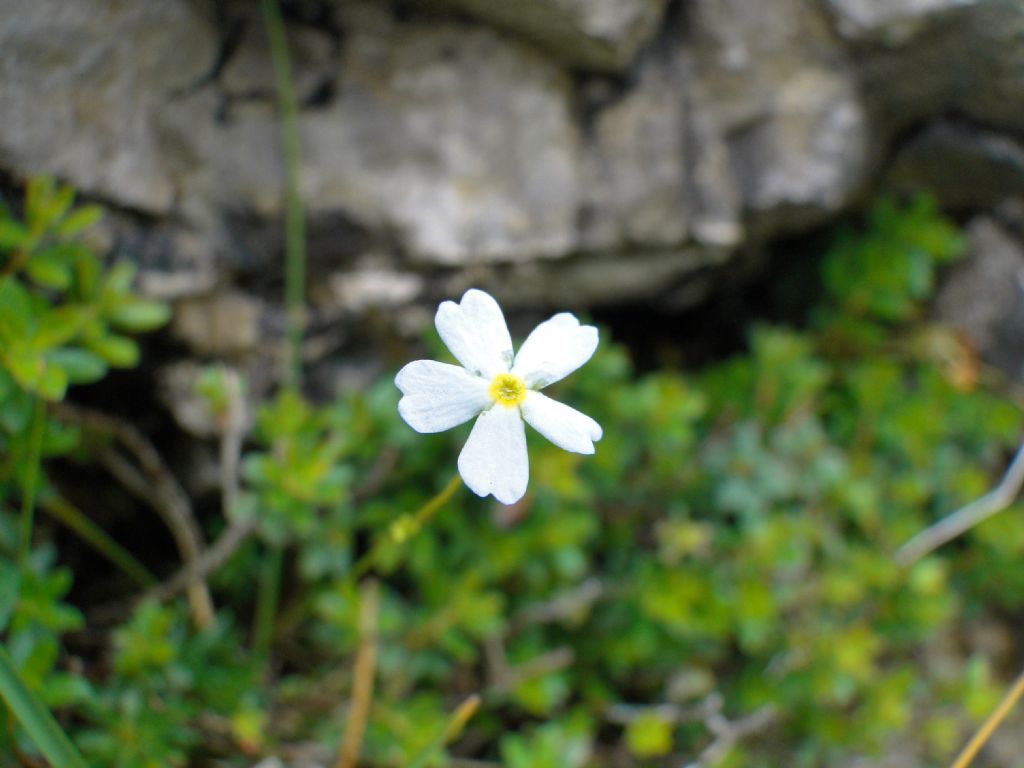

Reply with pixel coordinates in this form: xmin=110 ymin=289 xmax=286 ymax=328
xmin=1 ymin=184 xmax=1017 ymax=767
xmin=0 ymin=177 xmax=168 ymax=401
xmin=0 ymin=177 xmax=169 ymax=764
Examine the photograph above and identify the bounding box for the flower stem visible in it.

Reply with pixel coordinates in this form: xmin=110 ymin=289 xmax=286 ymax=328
xmin=334 ymin=579 xmax=379 ymax=768
xmin=261 ymin=0 xmax=306 ymax=392
xmin=17 ymin=397 xmax=45 ymax=573
xmin=353 ymin=473 xmax=463 ymax=580
xmin=406 ymin=694 xmax=481 ymax=768
xmin=38 ymin=491 xmax=156 ymax=587
xmin=950 ymin=664 xmax=1024 ymax=768
xmin=253 ymin=545 xmax=283 ymax=662
xmin=254 ymin=0 xmax=306 ymax=663
xmin=0 ymin=645 xmax=87 ymax=768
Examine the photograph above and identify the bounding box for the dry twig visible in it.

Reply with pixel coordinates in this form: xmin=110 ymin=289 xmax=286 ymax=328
xmin=335 ymin=579 xmax=380 ymax=768
xmin=146 ymin=368 xmax=253 ymax=604
xmin=54 ymin=401 xmax=215 ymax=627
xmin=508 ymin=577 xmax=604 ymax=633
xmin=896 ymin=437 xmax=1024 ymax=565
xmin=607 ymin=693 xmax=776 ymax=768
xmin=685 ymin=694 xmax=775 ymax=768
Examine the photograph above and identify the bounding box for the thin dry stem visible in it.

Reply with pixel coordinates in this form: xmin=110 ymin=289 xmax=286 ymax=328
xmin=897 ymin=437 xmax=1024 ymax=565
xmin=950 ymin=664 xmax=1024 ymax=768
xmin=608 ymin=693 xmax=775 ymax=768
xmin=335 ymin=579 xmax=380 ymax=768
xmin=508 ymin=577 xmax=604 ymax=633
xmin=55 ymin=401 xmax=214 ymax=627
xmin=145 ymin=518 xmax=257 ymax=603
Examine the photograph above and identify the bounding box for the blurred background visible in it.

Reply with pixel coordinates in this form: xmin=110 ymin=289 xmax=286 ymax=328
xmin=3 ymin=0 xmax=1024 ymax=766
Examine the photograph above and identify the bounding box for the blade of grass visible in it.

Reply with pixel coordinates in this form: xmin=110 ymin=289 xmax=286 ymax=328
xmin=253 ymin=0 xmax=308 ymax=665
xmin=334 ymin=579 xmax=380 ymax=768
xmin=353 ymin=474 xmax=463 ymax=580
xmin=406 ymin=694 xmax=481 ymax=768
xmin=950 ymin=664 xmax=1024 ymax=768
xmin=252 ymin=544 xmax=283 ymax=662
xmin=18 ymin=397 xmax=45 ymax=572
xmin=0 ymin=645 xmax=88 ymax=768
xmin=38 ymin=491 xmax=156 ymax=588
xmin=261 ymin=0 xmax=306 ymax=391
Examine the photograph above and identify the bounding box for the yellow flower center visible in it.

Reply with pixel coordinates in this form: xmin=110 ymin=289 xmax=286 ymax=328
xmin=489 ymin=372 xmax=527 ymax=407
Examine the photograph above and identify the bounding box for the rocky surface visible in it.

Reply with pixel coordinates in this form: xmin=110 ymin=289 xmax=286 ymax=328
xmin=934 ymin=207 xmax=1024 ymax=380
xmin=412 ymin=0 xmax=671 ymax=72
xmin=0 ymin=1 xmax=219 ymax=213
xmin=0 ymin=0 xmax=1023 ymax=377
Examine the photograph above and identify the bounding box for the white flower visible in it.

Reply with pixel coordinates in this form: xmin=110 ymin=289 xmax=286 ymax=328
xmin=396 ymin=289 xmax=603 ymax=505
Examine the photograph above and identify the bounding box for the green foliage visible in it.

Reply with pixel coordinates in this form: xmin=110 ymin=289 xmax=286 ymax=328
xmin=0 ymin=178 xmax=169 ymax=764
xmin=78 ymin=603 xmax=259 ymax=768
xmin=2 ymin=192 xmax=1020 ymax=767
xmin=240 ymin=389 xmax=355 ymax=546
xmin=0 ymin=178 xmax=168 ymax=401
xmin=821 ymin=196 xmax=963 ymax=324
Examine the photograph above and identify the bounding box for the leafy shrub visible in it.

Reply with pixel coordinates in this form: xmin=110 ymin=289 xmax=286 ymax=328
xmin=0 ymin=178 xmax=171 ymax=762
xmin=0 ymin=190 xmax=1019 ymax=767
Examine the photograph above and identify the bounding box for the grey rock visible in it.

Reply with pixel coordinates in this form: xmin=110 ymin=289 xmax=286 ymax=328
xmin=0 ymin=0 xmax=1022 ymax=324
xmin=162 ymin=12 xmax=580 ymax=267
xmin=581 ymin=53 xmax=691 ymax=250
xmin=731 ymin=69 xmax=868 ymax=233
xmin=826 ymin=0 xmax=977 ymax=43
xmin=845 ymin=0 xmax=1024 ymax=137
xmin=688 ymin=0 xmax=869 ymax=234
xmin=887 ymin=122 xmax=1024 ymax=210
xmin=444 ymin=243 xmax=731 ymax=312
xmin=316 ymin=268 xmax=424 ymax=315
xmin=299 ymin=22 xmax=580 ymax=265
xmin=685 ymin=72 xmax=744 ymax=248
xmin=159 ymin=361 xmax=228 ymax=439
xmin=411 ymin=0 xmax=669 ymax=72
xmin=934 ymin=217 xmax=1024 ymax=378
xmin=220 ymin=22 xmax=335 ymax=104
xmin=171 ymin=291 xmax=267 ymax=358
xmin=158 ymin=95 xmax=285 ymax=221
xmin=0 ymin=0 xmax=218 ymax=213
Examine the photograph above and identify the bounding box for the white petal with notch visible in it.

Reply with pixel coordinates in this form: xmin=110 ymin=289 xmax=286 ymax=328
xmin=396 ymin=360 xmax=491 ymax=433
xmin=435 ymin=289 xmax=514 ymax=378
xmin=521 ymin=391 xmax=602 ymax=454
xmin=457 ymin=405 xmax=529 ymax=504
xmin=512 ymin=313 xmax=598 ymax=389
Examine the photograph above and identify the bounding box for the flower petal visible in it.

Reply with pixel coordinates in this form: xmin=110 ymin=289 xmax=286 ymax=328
xmin=435 ymin=289 xmax=514 ymax=378
xmin=521 ymin=391 xmax=602 ymax=454
xmin=511 ymin=313 xmax=598 ymax=389
xmin=396 ymin=360 xmax=491 ymax=433
xmin=458 ymin=406 xmax=528 ymax=505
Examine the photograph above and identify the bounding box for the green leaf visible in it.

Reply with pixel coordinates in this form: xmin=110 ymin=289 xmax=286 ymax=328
xmin=0 ymin=646 xmax=89 ymax=768
xmin=106 ymin=300 xmax=171 ymax=332
xmin=0 ymin=560 xmax=19 ymax=632
xmin=5 ymin=347 xmax=43 ymax=391
xmin=625 ymin=712 xmax=673 ymax=758
xmin=41 ymin=420 xmax=80 ymax=456
xmin=0 ymin=218 xmax=31 ymax=251
xmin=103 ymin=262 xmax=136 ymax=298
xmin=25 ymin=250 xmax=72 ymax=290
xmin=0 ymin=382 xmax=32 ymax=432
xmin=25 ymin=176 xmax=55 ymax=231
xmin=56 ymin=204 xmax=103 ymax=238
xmin=0 ymin=277 xmax=33 ymax=339
xmin=37 ymin=361 xmax=68 ymax=401
xmin=86 ymin=333 xmax=139 ymax=368
xmin=75 ymin=253 xmax=100 ymax=298
xmin=47 ymin=348 xmax=108 ymax=385
xmin=48 ymin=186 xmax=77 ymax=230
xmin=35 ymin=306 xmax=88 ymax=349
